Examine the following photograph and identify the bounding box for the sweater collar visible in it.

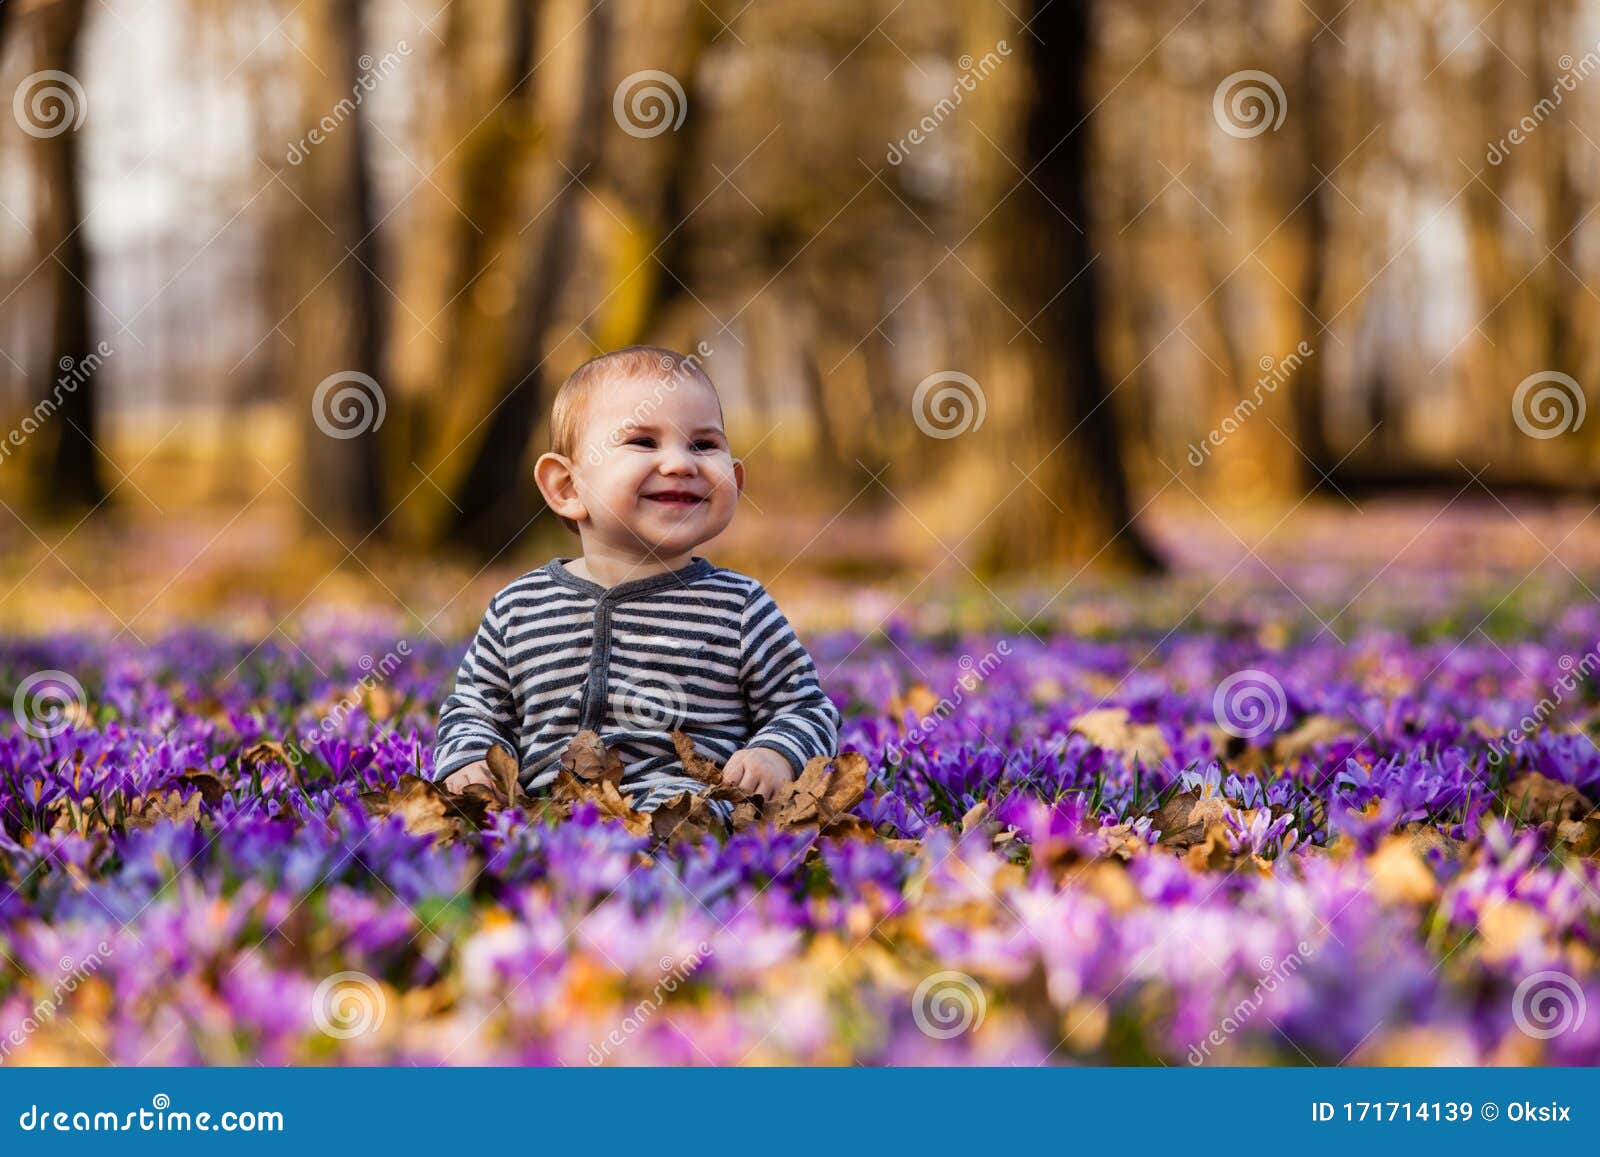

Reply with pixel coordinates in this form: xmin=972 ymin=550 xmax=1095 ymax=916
xmin=545 ymin=556 xmax=713 ymax=601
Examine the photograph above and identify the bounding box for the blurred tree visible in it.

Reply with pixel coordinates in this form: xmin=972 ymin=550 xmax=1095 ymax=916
xmin=1534 ymin=2 xmax=1580 ymax=385
xmin=295 ymin=0 xmax=387 ymax=537
xmin=28 ymin=0 xmax=104 ymax=511
xmin=1291 ymin=0 xmax=1338 ymax=489
xmin=991 ymin=0 xmax=1162 ymax=573
xmin=602 ymin=0 xmax=716 ymax=349
xmin=447 ymin=0 xmax=614 ymax=553
xmin=420 ymin=0 xmax=542 ymax=547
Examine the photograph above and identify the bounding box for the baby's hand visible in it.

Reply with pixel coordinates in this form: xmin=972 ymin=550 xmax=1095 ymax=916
xmin=442 ymin=759 xmax=494 ymax=793
xmin=721 ymin=747 xmax=794 ymax=799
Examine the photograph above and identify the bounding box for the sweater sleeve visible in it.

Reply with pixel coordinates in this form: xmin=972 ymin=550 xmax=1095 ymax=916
xmin=432 ymin=597 xmax=520 ymax=781
xmin=738 ymin=584 xmax=840 ymax=772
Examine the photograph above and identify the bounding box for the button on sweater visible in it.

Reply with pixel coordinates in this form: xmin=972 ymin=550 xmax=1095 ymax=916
xmin=432 ymin=557 xmax=841 ymax=811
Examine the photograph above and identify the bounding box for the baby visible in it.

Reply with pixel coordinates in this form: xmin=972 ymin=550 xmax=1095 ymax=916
xmin=433 ymin=345 xmax=840 ymax=811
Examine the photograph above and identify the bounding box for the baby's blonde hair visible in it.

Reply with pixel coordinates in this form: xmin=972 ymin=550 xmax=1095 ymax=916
xmin=547 ymin=345 xmax=720 ymax=534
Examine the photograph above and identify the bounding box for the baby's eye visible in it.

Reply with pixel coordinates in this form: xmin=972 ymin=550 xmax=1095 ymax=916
xmin=626 ymin=436 xmax=657 ymax=449
xmin=691 ymin=439 xmax=722 ymax=452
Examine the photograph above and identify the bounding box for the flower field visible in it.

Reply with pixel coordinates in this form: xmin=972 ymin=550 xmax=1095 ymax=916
xmin=3 ymin=578 xmax=1600 ymax=1066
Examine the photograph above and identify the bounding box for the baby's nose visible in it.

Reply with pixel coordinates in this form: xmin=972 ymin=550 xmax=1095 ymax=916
xmin=659 ymin=448 xmax=697 ymax=473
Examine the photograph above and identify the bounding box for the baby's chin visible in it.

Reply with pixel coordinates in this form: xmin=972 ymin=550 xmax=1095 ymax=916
xmin=645 ymin=527 xmax=732 ymax=554
xmin=627 ymin=511 xmax=734 ymax=554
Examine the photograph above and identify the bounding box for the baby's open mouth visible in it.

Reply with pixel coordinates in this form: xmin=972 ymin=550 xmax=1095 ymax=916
xmin=643 ymin=491 xmax=706 ymax=507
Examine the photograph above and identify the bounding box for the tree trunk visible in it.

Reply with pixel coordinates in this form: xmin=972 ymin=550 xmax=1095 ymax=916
xmin=301 ymin=0 xmax=387 ymax=537
xmin=621 ymin=2 xmax=717 ymax=346
xmin=1534 ymin=8 xmax=1580 ymax=383
xmin=991 ymin=0 xmax=1162 ymax=574
xmin=447 ymin=0 xmax=613 ymax=552
xmin=31 ymin=0 xmax=104 ymax=511
xmin=428 ymin=0 xmax=540 ymax=431
xmin=1291 ymin=0 xmax=1338 ymax=486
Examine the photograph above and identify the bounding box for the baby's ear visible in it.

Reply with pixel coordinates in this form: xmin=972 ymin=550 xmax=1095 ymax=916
xmin=732 ymin=458 xmax=745 ymax=496
xmin=534 ymin=452 xmax=587 ymax=524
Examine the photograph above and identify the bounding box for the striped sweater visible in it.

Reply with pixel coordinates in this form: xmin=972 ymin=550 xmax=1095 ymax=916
xmin=432 ymin=557 xmax=840 ymax=811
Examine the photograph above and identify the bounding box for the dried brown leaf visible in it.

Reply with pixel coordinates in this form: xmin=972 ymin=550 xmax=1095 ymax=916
xmin=596 ymin=780 xmax=652 ymax=837
xmin=239 ymin=740 xmax=297 ymax=784
xmin=1503 ymin=772 xmax=1592 ymax=825
xmin=671 ymin=730 xmax=726 ymax=786
xmin=177 ymin=769 xmax=227 ymax=807
xmin=889 ymin=683 xmax=942 ymax=722
xmin=1181 ymin=824 xmax=1232 ymax=871
xmin=360 ymin=775 xmax=458 ymax=842
xmin=651 ymin=791 xmax=719 ymax=843
xmin=1368 ymin=834 xmax=1438 ymax=904
xmin=562 ymin=731 xmax=625 ymax=786
xmin=820 ymin=751 xmax=868 ymax=818
xmin=448 ymin=784 xmax=499 ymax=827
xmin=1272 ymin=714 xmax=1355 ymax=762
xmin=551 ymin=769 xmax=588 ymax=804
xmin=1398 ymin=820 xmax=1466 ymax=861
xmin=485 ymin=744 xmax=523 ymax=806
xmin=1068 ymin=707 xmax=1169 ymax=765
xmin=547 ymin=740 xmax=654 ymax=837
xmin=1097 ymin=822 xmax=1151 ymax=861
xmin=1150 ymin=791 xmax=1201 ymax=839
xmin=1553 ymin=809 xmax=1600 ymax=856
xmin=769 ymin=752 xmax=868 ymax=834
xmin=126 ymin=789 xmax=202 ymax=830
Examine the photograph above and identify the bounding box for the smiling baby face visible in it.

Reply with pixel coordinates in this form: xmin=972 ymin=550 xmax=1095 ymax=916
xmin=535 ymin=347 xmax=744 ymax=567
